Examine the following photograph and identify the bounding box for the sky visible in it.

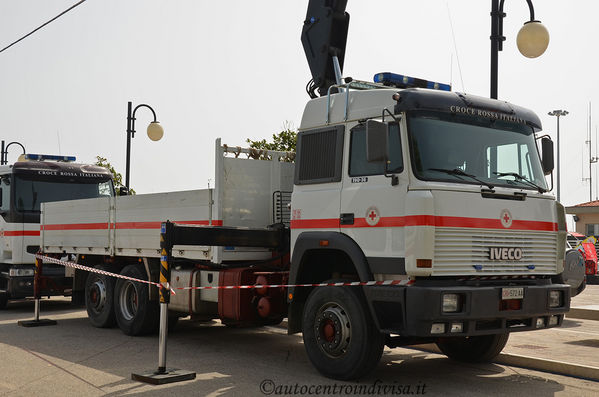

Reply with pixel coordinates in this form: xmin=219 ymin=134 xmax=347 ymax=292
xmin=1 ymin=1 xmax=598 ymax=227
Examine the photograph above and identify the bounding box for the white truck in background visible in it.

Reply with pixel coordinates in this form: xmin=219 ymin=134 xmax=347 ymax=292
xmin=0 ymin=154 xmax=113 ymax=308
xmin=37 ymin=0 xmax=571 ymax=380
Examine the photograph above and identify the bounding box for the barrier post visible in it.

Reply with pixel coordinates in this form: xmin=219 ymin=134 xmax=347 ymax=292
xmin=18 ymin=254 xmax=57 ymax=327
xmin=132 ymin=221 xmax=196 ymax=385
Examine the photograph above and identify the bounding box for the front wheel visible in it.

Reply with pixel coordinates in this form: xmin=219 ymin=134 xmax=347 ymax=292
xmin=437 ymin=333 xmax=509 ymax=363
xmin=302 ymin=285 xmax=384 ymax=380
xmin=114 ymin=264 xmax=159 ymax=336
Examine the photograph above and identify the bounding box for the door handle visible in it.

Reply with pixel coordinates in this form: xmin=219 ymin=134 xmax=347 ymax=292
xmin=340 ymin=213 xmax=354 ymax=225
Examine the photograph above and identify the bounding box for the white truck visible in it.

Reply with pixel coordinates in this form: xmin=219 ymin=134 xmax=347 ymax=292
xmin=0 ymin=154 xmax=113 ymax=308
xmin=38 ymin=1 xmax=570 ymax=380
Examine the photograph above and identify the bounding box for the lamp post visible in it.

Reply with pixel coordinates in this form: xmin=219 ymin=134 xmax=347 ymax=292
xmin=125 ymin=101 xmax=164 ymax=192
xmin=490 ymin=0 xmax=549 ymax=99
xmin=548 ymin=110 xmax=568 ymax=203
xmin=0 ymin=140 xmax=26 ymax=165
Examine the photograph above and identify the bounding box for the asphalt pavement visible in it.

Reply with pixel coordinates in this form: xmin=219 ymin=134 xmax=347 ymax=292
xmin=0 ymin=286 xmax=598 ymax=396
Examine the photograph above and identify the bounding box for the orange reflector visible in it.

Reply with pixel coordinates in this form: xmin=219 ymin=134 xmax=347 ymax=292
xmin=417 ymin=259 xmax=432 ymax=268
xmin=319 ymin=240 xmax=329 ymax=247
xmin=288 ymin=293 xmax=293 ymax=301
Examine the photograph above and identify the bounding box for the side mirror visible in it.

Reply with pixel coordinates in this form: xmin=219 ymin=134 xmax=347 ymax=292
xmin=118 ymin=186 xmax=129 ymax=196
xmin=541 ymin=137 xmax=554 ymax=175
xmin=366 ymin=120 xmax=389 ymax=163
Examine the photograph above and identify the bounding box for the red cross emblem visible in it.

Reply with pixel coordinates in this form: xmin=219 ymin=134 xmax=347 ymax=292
xmin=365 ymin=207 xmax=380 ymax=226
xmin=500 ymin=209 xmax=513 ymax=228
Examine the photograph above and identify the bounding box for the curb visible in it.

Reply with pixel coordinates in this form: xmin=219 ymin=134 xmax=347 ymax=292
xmin=567 ymin=308 xmax=599 ymax=321
xmin=496 ymin=353 xmax=599 ymax=381
xmin=411 ymin=344 xmax=599 ymax=382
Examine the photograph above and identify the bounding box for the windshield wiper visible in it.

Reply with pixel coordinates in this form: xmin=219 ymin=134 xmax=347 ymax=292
xmin=429 ymin=168 xmax=495 ymax=190
xmin=493 ymin=172 xmax=547 ymax=193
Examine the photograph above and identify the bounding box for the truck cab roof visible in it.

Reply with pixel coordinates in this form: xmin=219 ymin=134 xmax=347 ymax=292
xmin=11 ymin=161 xmax=112 ymax=182
xmin=300 ymin=86 xmax=542 ymax=132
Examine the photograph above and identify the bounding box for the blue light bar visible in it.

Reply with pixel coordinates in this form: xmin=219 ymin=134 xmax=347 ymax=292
xmin=25 ymin=154 xmax=76 ymax=162
xmin=374 ymin=72 xmax=451 ymax=91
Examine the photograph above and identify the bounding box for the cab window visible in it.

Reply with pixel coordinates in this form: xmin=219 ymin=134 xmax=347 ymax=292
xmin=349 ymin=123 xmax=403 ymax=176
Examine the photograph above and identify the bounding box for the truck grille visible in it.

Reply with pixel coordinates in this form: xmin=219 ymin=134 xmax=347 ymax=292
xmin=433 ymin=227 xmax=557 ymax=276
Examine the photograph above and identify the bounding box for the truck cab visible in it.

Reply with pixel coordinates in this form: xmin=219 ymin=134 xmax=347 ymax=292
xmin=287 ymin=77 xmax=569 ymax=379
xmin=0 ymin=154 xmax=113 ymax=308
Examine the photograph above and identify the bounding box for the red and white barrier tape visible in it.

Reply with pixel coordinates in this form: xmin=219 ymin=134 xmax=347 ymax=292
xmin=35 ymin=254 xmax=413 ymax=291
xmin=36 ymin=254 xmax=171 ymax=292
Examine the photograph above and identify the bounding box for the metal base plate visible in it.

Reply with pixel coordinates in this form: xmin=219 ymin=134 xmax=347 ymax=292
xmin=18 ymin=319 xmax=57 ymax=327
xmin=131 ymin=368 xmax=196 ymax=385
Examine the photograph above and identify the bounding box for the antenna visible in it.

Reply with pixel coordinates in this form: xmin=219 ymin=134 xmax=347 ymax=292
xmin=301 ymin=0 xmax=350 ymax=97
xmin=590 ymin=102 xmax=598 ymax=202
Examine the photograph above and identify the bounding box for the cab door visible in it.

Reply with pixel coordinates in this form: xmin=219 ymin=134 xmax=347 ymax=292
xmin=339 ymin=122 xmax=408 ymax=275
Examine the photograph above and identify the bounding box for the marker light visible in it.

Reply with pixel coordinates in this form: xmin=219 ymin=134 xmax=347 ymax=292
xmin=24 ymin=154 xmax=76 ymax=162
xmin=374 ymin=72 xmax=451 ymax=91
xmin=549 ymin=290 xmax=563 ymax=308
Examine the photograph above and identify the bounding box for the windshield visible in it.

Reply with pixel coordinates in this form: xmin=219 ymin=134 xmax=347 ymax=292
xmin=14 ymin=177 xmax=113 ymax=212
xmin=407 ymin=111 xmax=548 ymax=191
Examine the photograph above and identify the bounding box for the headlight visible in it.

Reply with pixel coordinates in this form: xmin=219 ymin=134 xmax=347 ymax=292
xmin=442 ymin=293 xmax=461 ymax=313
xmin=9 ymin=268 xmax=35 ymax=277
xmin=549 ymin=290 xmax=563 ymax=308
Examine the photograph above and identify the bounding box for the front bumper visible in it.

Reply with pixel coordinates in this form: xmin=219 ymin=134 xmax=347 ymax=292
xmin=364 ymin=280 xmax=570 ymax=337
xmin=0 ymin=265 xmax=69 ymax=299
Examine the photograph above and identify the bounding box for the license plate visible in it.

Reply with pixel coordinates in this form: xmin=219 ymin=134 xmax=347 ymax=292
xmin=501 ymin=287 xmax=524 ymax=300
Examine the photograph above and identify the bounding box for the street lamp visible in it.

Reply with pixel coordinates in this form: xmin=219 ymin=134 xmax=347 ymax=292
xmin=0 ymin=140 xmax=26 ymax=165
xmin=125 ymin=101 xmax=164 ymax=192
xmin=548 ymin=109 xmax=568 ymax=202
xmin=490 ymin=0 xmax=550 ymax=99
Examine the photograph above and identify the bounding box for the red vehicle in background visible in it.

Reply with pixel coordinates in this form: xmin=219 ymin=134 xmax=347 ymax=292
xmin=567 ymin=232 xmax=598 ymax=286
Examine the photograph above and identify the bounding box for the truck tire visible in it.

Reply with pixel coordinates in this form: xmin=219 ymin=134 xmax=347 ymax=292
xmin=0 ymin=293 xmax=7 ymax=309
xmin=302 ymin=285 xmax=385 ymax=380
xmin=114 ymin=264 xmax=159 ymax=336
xmin=85 ymin=265 xmax=117 ymax=328
xmin=436 ymin=333 xmax=509 ymax=363
xmin=553 ymin=249 xmax=586 ymax=297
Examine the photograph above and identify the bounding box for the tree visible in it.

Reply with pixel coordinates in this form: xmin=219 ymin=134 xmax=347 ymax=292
xmin=246 ymin=122 xmax=297 ymax=161
xmin=94 ymin=156 xmax=135 ymax=195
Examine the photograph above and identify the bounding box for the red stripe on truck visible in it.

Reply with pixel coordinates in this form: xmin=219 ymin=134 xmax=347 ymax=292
xmin=291 ymin=215 xmax=557 ymax=232
xmin=41 ymin=222 xmax=110 ymax=231
xmin=3 ymin=230 xmax=40 ymax=236
xmin=41 ymin=220 xmax=223 ymax=231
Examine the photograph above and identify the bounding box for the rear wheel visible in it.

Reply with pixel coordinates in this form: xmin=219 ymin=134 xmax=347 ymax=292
xmin=437 ymin=333 xmax=509 ymax=363
xmin=302 ymin=284 xmax=384 ymax=380
xmin=85 ymin=265 xmax=116 ymax=327
xmin=114 ymin=264 xmax=158 ymax=336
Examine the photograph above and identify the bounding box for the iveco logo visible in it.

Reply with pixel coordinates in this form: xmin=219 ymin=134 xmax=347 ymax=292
xmin=489 ymin=247 xmax=523 ymax=260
